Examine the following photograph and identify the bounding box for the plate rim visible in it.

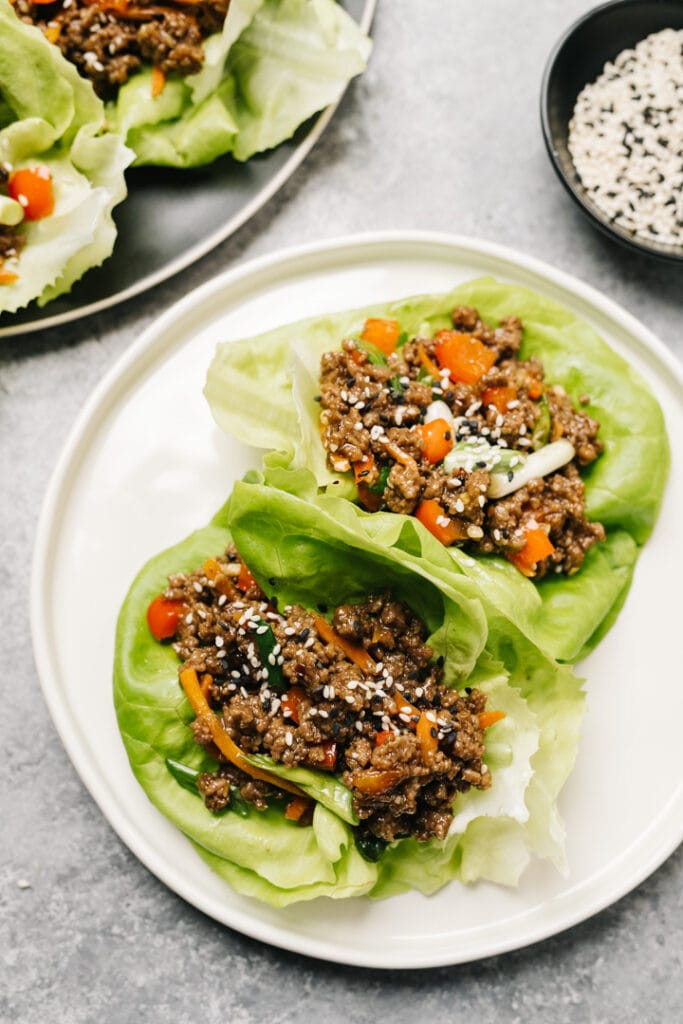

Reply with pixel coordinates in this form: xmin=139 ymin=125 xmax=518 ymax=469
xmin=30 ymin=229 xmax=683 ymax=968
xmin=0 ymin=0 xmax=377 ymax=339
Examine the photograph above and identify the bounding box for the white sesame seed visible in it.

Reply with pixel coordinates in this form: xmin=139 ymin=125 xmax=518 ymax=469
xmin=215 ymin=636 xmax=224 ymax=648
xmin=285 ymin=731 xmax=293 ymax=746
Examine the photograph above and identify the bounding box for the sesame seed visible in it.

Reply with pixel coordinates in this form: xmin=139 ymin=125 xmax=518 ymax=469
xmin=215 ymin=636 xmax=224 ymax=648
xmin=285 ymin=731 xmax=293 ymax=747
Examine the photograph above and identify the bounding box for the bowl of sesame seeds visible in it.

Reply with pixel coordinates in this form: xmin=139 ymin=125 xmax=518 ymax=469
xmin=541 ymin=0 xmax=683 ymax=261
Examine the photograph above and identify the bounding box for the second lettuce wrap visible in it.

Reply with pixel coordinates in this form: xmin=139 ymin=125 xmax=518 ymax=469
xmin=204 ymin=277 xmax=669 ymax=663
xmin=114 ymin=477 xmax=584 ymax=905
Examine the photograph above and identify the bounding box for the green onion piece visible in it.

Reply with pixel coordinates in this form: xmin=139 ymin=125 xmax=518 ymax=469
xmin=444 ymin=441 xmax=526 ymax=475
xmin=368 ymin=464 xmax=390 ymax=495
xmin=253 ymin=619 xmax=286 ymax=692
xmin=530 ymin=394 xmax=551 ymax=450
xmin=166 ymin=757 xmax=201 ymax=794
xmin=355 ymin=339 xmax=388 ymax=366
xmin=229 ymin=787 xmax=251 ymax=817
xmin=396 ymin=330 xmax=409 ymax=349
xmin=389 ymin=375 xmax=405 ymax=396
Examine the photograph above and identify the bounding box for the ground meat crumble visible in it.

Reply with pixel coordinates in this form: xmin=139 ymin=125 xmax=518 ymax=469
xmin=16 ymin=0 xmax=229 ymax=98
xmin=319 ymin=305 xmax=605 ymax=577
xmin=161 ymin=546 xmax=494 ymax=846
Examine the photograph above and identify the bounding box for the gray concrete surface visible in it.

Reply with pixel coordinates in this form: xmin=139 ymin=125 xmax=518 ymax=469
xmin=2 ymin=2 xmax=681 ymax=1021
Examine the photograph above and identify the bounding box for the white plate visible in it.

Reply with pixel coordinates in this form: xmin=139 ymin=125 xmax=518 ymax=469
xmin=31 ymin=232 xmax=683 ymax=969
xmin=0 ymin=0 xmax=375 ymax=338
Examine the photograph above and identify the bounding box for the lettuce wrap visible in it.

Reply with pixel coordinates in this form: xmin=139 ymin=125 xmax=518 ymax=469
xmin=0 ymin=1 xmax=131 ymax=312
xmin=204 ymin=277 xmax=669 ymax=663
xmin=114 ymin=476 xmax=584 ymax=905
xmin=102 ymin=0 xmax=372 ymax=167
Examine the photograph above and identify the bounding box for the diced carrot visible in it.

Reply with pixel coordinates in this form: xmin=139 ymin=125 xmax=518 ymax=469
xmin=352 ymin=769 xmax=402 ymax=795
xmin=8 ymin=166 xmax=54 ymax=221
xmin=360 ymin=317 xmax=400 ymax=356
xmin=528 ymin=379 xmax=543 ymax=400
xmin=147 ymin=594 xmax=184 ymax=641
xmin=374 ymin=730 xmax=393 ymax=747
xmin=434 ymin=330 xmax=496 ymax=385
xmin=417 ymin=341 xmax=441 ymax=378
xmin=416 ymin=418 xmax=453 ymax=464
xmin=284 ymin=797 xmax=311 ymax=821
xmin=0 ymin=271 xmax=18 ymax=285
xmin=507 ymin=527 xmax=555 ymax=576
xmin=236 ymin=559 xmax=262 ymax=595
xmin=45 ymin=23 xmax=61 ymax=43
xmin=151 ymin=65 xmax=166 ymax=99
xmin=414 ymin=499 xmax=464 ymax=547
xmin=479 ymin=710 xmax=506 ymax=729
xmin=312 ymin=614 xmax=376 ymax=675
xmin=481 ymin=385 xmax=516 ymax=414
xmin=353 ymin=453 xmax=375 ymax=484
xmin=416 ymin=712 xmax=439 ymax=763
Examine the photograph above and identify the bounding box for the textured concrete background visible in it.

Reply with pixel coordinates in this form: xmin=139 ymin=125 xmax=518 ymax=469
xmin=2 ymin=1 xmax=681 ymax=1020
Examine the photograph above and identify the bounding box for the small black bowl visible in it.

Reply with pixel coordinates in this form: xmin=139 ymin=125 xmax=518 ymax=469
xmin=541 ymin=0 xmax=683 ymax=262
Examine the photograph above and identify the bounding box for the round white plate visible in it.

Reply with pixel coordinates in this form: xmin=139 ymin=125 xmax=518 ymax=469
xmin=31 ymin=232 xmax=683 ymax=969
xmin=0 ymin=0 xmax=375 ymax=338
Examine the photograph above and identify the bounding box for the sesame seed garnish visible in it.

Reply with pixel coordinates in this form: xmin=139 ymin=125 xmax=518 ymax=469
xmin=285 ymin=731 xmax=293 ymax=747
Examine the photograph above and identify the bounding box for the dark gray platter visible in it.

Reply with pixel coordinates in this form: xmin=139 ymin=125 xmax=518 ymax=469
xmin=0 ymin=0 xmax=374 ymax=337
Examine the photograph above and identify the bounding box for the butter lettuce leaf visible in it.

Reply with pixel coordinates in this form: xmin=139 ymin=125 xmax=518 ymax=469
xmin=205 ymin=278 xmax=668 ymax=662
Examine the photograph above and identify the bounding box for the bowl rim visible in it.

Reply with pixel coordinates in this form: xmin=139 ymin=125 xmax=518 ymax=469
xmin=540 ymin=0 xmax=683 ymax=264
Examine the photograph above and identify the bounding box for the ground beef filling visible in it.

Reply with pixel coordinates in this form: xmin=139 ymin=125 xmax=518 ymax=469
xmin=16 ymin=0 xmax=228 ymax=97
xmin=164 ymin=547 xmax=492 ymax=843
xmin=319 ymin=305 xmax=605 ymax=577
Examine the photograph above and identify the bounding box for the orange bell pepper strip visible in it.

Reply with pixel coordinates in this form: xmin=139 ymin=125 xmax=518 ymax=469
xmin=151 ymin=65 xmax=166 ymax=98
xmin=360 ymin=317 xmax=400 ymax=356
xmin=236 ymin=559 xmax=263 ymax=596
xmin=479 ymin=710 xmax=506 ymax=729
xmin=416 ymin=418 xmax=454 ymax=464
xmin=179 ymin=668 xmax=306 ymax=797
xmin=281 ymin=685 xmax=307 ymax=725
xmin=312 ymin=614 xmax=376 ymax=675
xmin=416 ymin=711 xmax=439 ymax=763
xmin=434 ymin=330 xmax=496 ymax=385
xmin=284 ymin=797 xmax=312 ymax=821
xmin=481 ymin=385 xmax=516 ymax=414
xmin=507 ymin=527 xmax=555 ymax=577
xmin=527 ymin=378 xmax=544 ymax=400
xmin=417 ymin=341 xmax=441 ymax=379
xmin=414 ymin=499 xmax=464 ymax=546
xmin=0 ymin=271 xmax=18 ymax=285
xmin=321 ymin=740 xmax=337 ymax=770
xmin=352 ymin=769 xmax=402 ymax=795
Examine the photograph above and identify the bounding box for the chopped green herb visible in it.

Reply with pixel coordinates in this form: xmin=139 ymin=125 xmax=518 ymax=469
xmin=166 ymin=757 xmax=202 ymax=795
xmin=531 ymin=393 xmax=551 ymax=450
xmin=253 ymin=620 xmax=286 ymax=692
xmin=368 ymin=464 xmax=391 ymax=494
xmin=396 ymin=330 xmax=409 ymax=349
xmin=355 ymin=339 xmax=388 ymax=366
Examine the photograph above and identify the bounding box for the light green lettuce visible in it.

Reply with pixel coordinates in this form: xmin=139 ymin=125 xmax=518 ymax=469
xmin=114 ymin=477 xmax=584 ymax=904
xmin=106 ymin=0 xmax=371 ymax=167
xmin=0 ymin=2 xmax=131 ymax=312
xmin=205 ymin=278 xmax=669 ymax=662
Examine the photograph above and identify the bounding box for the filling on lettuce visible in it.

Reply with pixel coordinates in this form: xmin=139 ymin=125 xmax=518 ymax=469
xmin=149 ymin=543 xmax=502 ymax=854
xmin=319 ymin=306 xmax=605 ymax=579
xmin=16 ymin=0 xmax=229 ymax=99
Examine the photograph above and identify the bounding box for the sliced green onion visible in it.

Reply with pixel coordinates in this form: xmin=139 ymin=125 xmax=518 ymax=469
xmin=253 ymin=620 xmax=286 ymax=692
xmin=530 ymin=394 xmax=551 ymax=450
xmin=488 ymin=440 xmax=575 ymax=499
xmin=444 ymin=440 xmax=525 ymax=475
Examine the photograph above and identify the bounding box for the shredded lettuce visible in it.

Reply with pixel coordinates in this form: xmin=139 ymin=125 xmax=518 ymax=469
xmin=0 ymin=2 xmax=131 ymax=312
xmin=114 ymin=479 xmax=584 ymax=905
xmin=106 ymin=0 xmax=371 ymax=167
xmin=204 ymin=278 xmax=669 ymax=662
